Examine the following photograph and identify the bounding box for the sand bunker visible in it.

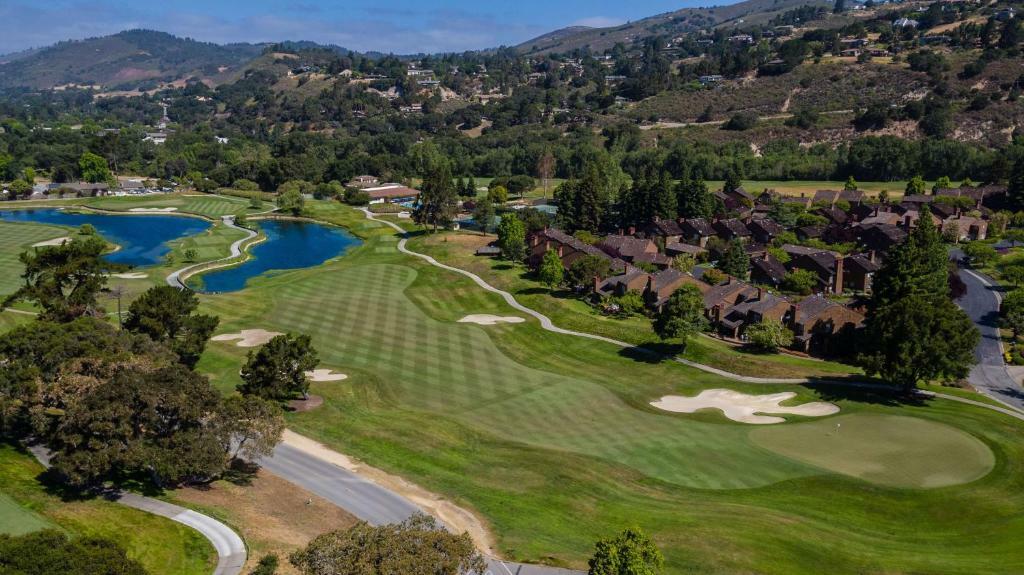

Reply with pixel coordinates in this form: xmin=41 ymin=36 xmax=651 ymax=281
xmin=305 ymin=369 xmax=348 ymax=382
xmin=32 ymin=237 xmax=71 ymax=247
xmin=457 ymin=314 xmax=525 ymax=326
xmin=128 ymin=207 xmax=178 ymax=212
xmin=110 ymin=272 xmax=148 ymax=279
xmin=211 ymin=329 xmax=283 ymax=347
xmin=651 ymin=389 xmax=839 ymax=424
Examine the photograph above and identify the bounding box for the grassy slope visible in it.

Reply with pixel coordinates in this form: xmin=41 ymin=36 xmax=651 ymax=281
xmin=0 ymin=445 xmax=213 ymax=575
xmin=191 ymin=201 xmax=1024 ymax=574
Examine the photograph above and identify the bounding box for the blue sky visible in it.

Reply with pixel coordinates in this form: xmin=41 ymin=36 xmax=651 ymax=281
xmin=0 ymin=0 xmax=718 ymax=55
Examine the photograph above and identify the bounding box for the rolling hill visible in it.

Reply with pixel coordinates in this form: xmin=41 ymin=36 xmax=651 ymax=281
xmin=516 ymin=0 xmax=832 ymax=54
xmin=0 ymin=30 xmax=264 ymax=90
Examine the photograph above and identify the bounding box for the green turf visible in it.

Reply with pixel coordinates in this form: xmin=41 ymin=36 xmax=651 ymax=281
xmin=4 ymin=200 xmax=1024 ymax=573
xmin=0 ymin=221 xmax=73 ymax=297
xmin=188 ymin=201 xmax=1024 ymax=573
xmin=83 ymin=193 xmax=269 ymax=218
xmin=749 ymin=413 xmax=995 ymax=488
xmin=0 ymin=444 xmax=213 ymax=575
xmin=0 ymin=491 xmax=54 ymax=535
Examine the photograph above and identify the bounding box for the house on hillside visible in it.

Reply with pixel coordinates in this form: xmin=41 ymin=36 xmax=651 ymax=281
xmin=713 ymin=218 xmax=753 ymax=243
xmin=750 ymin=254 xmax=788 ymax=288
xmin=641 ymin=217 xmax=683 ymax=243
xmin=790 ymin=295 xmax=865 ymax=354
xmin=783 ymin=245 xmax=844 ymax=295
xmin=680 ymin=218 xmax=716 ymax=247
xmin=598 ymin=235 xmax=656 ymax=259
xmin=842 ymin=253 xmax=880 ymax=293
xmin=746 ymin=218 xmax=784 ymax=244
xmin=529 ymin=228 xmax=630 ymax=277
xmin=643 ymin=268 xmax=708 ymax=310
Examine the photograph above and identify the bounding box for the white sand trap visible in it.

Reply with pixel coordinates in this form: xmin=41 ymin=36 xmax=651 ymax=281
xmin=305 ymin=369 xmax=348 ymax=382
xmin=457 ymin=314 xmax=525 ymax=326
xmin=111 ymin=272 xmax=148 ymax=279
xmin=651 ymin=389 xmax=839 ymax=424
xmin=32 ymin=236 xmax=71 ymax=247
xmin=128 ymin=207 xmax=178 ymax=212
xmin=211 ymin=329 xmax=283 ymax=347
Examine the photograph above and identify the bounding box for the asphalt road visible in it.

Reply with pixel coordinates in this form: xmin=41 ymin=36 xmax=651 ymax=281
xmin=258 ymin=442 xmax=582 ymax=575
xmin=953 ymin=252 xmax=1024 ymax=411
xmin=27 ymin=445 xmax=246 ymax=575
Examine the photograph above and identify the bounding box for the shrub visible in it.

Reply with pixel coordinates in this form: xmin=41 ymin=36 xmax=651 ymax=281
xmin=745 ymin=320 xmax=794 ymax=352
xmin=723 ymin=112 xmax=758 ymax=131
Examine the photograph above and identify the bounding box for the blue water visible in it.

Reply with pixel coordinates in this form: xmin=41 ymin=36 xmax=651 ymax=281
xmin=0 ymin=208 xmax=211 ymax=267
xmin=193 ymin=219 xmax=360 ymax=293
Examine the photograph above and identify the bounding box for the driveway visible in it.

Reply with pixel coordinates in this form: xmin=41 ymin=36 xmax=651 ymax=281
xmin=952 ymin=251 xmax=1024 ymax=411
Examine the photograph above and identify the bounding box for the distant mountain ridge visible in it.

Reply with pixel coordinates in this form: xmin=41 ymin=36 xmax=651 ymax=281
xmin=0 ymin=1 xmax=830 ymax=90
xmin=515 ymin=0 xmax=829 ymax=54
xmin=0 ymin=30 xmax=264 ymax=90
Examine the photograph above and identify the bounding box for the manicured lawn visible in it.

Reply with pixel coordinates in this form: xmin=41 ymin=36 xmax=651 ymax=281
xmin=0 ymin=220 xmax=77 ymax=296
xmin=749 ymin=413 xmax=995 ymax=488
xmin=190 ymin=200 xmax=1024 ymax=574
xmin=83 ymin=193 xmax=270 ymax=218
xmin=0 ymin=444 xmax=214 ymax=575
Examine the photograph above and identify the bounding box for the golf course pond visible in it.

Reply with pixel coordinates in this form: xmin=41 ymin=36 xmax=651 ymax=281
xmin=0 ymin=209 xmax=361 ymax=293
xmin=0 ymin=208 xmax=211 ymax=266
xmin=191 ymin=219 xmax=360 ymax=293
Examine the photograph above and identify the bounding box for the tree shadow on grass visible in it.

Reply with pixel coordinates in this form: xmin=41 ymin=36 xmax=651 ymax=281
xmin=802 ymin=378 xmax=928 ymax=408
xmin=617 ymin=341 xmax=679 ymax=364
xmin=219 ymin=459 xmax=259 ymax=487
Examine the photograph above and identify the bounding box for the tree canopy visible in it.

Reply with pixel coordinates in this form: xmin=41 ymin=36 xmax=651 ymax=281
xmin=2 ymin=237 xmax=125 ymax=322
xmin=588 ymin=526 xmax=664 ymax=575
xmin=290 ymin=513 xmax=486 ymax=575
xmin=124 ymin=285 xmax=219 ymax=368
xmin=239 ymin=333 xmax=319 ymax=400
xmin=652 ymin=284 xmax=706 ymax=343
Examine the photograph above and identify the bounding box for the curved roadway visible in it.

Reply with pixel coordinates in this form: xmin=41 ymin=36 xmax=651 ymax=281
xmin=951 ymin=251 xmax=1024 ymax=411
xmin=166 ymin=215 xmax=259 ymax=289
xmin=27 ymin=445 xmax=246 ymax=575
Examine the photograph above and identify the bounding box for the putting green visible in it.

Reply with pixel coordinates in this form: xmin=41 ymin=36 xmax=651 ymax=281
xmin=749 ymin=413 xmax=995 ymax=488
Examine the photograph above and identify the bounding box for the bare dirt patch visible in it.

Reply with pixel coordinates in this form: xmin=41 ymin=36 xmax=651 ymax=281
xmin=212 ymin=329 xmax=283 ymax=347
xmin=288 ymin=395 xmax=324 ymax=412
xmin=651 ymin=389 xmax=839 ymax=424
xmin=174 ymin=469 xmax=357 ymax=574
xmin=457 ymin=314 xmax=525 ymax=326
